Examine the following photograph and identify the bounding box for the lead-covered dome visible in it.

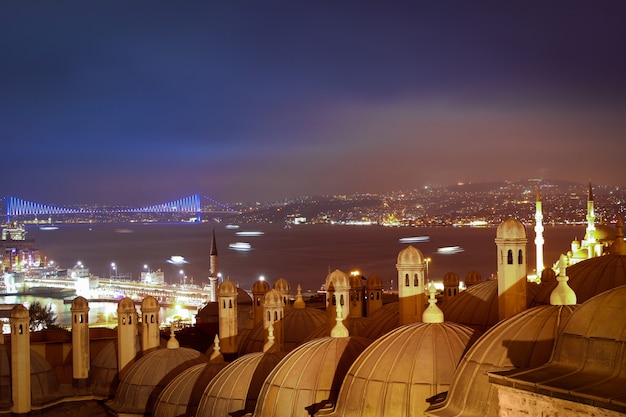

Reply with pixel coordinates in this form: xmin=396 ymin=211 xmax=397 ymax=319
xmin=333 ymin=322 xmax=477 ymax=417
xmin=326 ymin=269 xmax=350 ymax=289
xmin=252 ymin=279 xmax=270 ymax=294
xmin=254 ymin=336 xmax=371 ymax=417
xmin=219 ymin=280 xmax=238 ymax=296
xmin=496 ymin=218 xmax=526 ymax=239
xmin=427 ymin=304 xmax=576 ymax=417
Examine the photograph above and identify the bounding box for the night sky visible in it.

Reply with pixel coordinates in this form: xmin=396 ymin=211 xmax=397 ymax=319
xmin=2 ymin=2 xmax=625 ymax=206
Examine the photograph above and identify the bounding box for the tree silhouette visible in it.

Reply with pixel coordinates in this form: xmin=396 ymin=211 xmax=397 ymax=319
xmin=28 ymin=301 xmax=60 ymax=331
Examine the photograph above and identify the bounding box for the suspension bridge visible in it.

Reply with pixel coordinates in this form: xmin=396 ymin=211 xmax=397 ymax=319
xmin=1 ymin=194 xmax=239 ymax=222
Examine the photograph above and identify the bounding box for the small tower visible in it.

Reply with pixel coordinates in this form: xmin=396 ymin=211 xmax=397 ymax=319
xmin=273 ymin=277 xmax=291 ymax=311
xmin=140 ymin=296 xmax=160 ymax=352
xmin=325 ymin=269 xmax=351 ymax=331
xmin=10 ymin=304 xmax=31 ymax=416
xmin=348 ymin=272 xmax=363 ymax=319
xmin=263 ymin=289 xmax=284 ymax=351
xmin=293 ymin=284 xmax=306 ymax=309
xmin=465 ymin=270 xmax=482 ymax=287
xmin=443 ymin=272 xmax=460 ymax=305
xmin=71 ymin=296 xmax=90 ymax=388
xmin=252 ymin=278 xmax=270 ymax=327
xmin=365 ymin=275 xmax=383 ymax=316
xmin=208 ymin=228 xmax=219 ymax=302
xmin=422 ymin=281 xmax=444 ymax=323
xmin=218 ymin=280 xmax=238 ymax=354
xmin=550 ymin=255 xmax=577 ymax=306
xmin=117 ymin=297 xmax=138 ymax=378
xmin=495 ymin=217 xmax=528 ymax=321
xmin=534 ymin=186 xmax=545 ymax=276
xmin=396 ymin=245 xmax=426 ymax=325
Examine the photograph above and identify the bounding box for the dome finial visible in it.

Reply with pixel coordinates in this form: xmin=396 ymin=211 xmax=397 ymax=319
xmin=263 ymin=321 xmax=278 ymax=352
xmin=331 ymin=302 xmax=349 ymax=338
xmin=210 ymin=334 xmax=224 ymax=362
xmin=293 ymin=284 xmax=306 ymax=309
xmin=549 ymin=254 xmax=577 ymax=305
xmin=422 ymin=282 xmax=444 ymax=323
xmin=166 ymin=323 xmax=179 ymax=349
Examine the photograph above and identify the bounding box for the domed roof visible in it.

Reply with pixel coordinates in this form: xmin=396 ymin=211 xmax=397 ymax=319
xmin=71 ymin=295 xmax=89 ymax=310
xmin=334 ymin=322 xmax=477 ymax=417
xmin=531 ymin=254 xmax=626 ymax=306
xmin=141 ymin=295 xmax=159 ymax=311
xmin=107 ymin=345 xmax=208 ymax=415
xmin=153 ymin=361 xmax=229 ymax=417
xmin=252 ymin=279 xmax=270 ymax=294
xmin=90 ymin=337 xmax=143 ymax=397
xmin=254 ymin=336 xmax=371 ymax=417
xmin=366 ymin=274 xmax=383 ymax=289
xmin=427 ymin=304 xmax=576 ymax=417
xmin=10 ymin=304 xmax=29 ymax=319
xmin=443 ymin=280 xmax=540 ymax=332
xmin=464 ymin=270 xmax=482 ymax=287
xmin=489 ymin=286 xmax=626 ymax=412
xmin=443 ymin=272 xmax=460 ymax=286
xmin=117 ymin=297 xmax=136 ymax=312
xmin=540 ymin=267 xmax=556 ymax=283
xmin=326 ymin=269 xmax=350 ymax=289
xmin=239 ymin=307 xmax=327 ymax=355
xmin=349 ymin=273 xmax=363 ymax=289
xmin=496 ymin=217 xmax=526 ymax=239
xmin=264 ymin=289 xmax=283 ymax=307
xmin=359 ymin=302 xmax=399 ymax=340
xmin=219 ymin=280 xmax=238 ymax=296
xmin=397 ymin=245 xmax=424 ymax=265
xmin=273 ymin=277 xmax=290 ymax=293
xmin=196 ymin=351 xmax=286 ymax=417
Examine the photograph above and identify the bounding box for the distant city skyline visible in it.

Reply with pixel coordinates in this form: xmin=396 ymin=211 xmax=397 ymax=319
xmin=2 ymin=2 xmax=625 ymax=205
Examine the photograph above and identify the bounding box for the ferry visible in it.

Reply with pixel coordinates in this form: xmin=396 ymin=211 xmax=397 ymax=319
xmin=236 ymin=231 xmax=264 ymax=237
xmin=225 ymin=224 xmax=240 ymax=229
xmin=437 ymin=246 xmax=465 ymax=254
xmin=399 ymin=236 xmax=430 ymax=243
xmin=229 ymin=242 xmax=252 ymax=251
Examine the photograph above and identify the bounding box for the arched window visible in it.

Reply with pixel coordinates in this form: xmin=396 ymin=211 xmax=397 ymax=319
xmin=129 ymin=316 xmax=132 ymax=324
xmin=267 ymin=311 xmax=270 ymax=321
xmin=413 ymin=274 xmax=418 ymax=286
xmin=405 ymin=274 xmax=410 ymax=286
xmin=256 ymin=297 xmax=261 ymax=306
xmin=19 ymin=324 xmax=23 ymax=334
xmin=376 ymin=292 xmax=380 ymax=300
xmin=274 ymin=311 xmax=278 ymax=321
xmin=507 ymin=249 xmax=513 ymax=264
xmin=340 ymin=294 xmax=344 ymax=305
xmin=332 ymin=294 xmax=336 ymax=306
xmin=79 ymin=314 xmax=83 ymax=323
xmin=448 ymin=288 xmax=451 ymax=296
xmin=370 ymin=292 xmax=374 ymax=300
xmin=122 ymin=317 xmax=126 ymax=325
xmin=228 ymin=299 xmax=233 ymax=308
xmin=518 ymin=249 xmax=523 ymax=264
xmin=223 ymin=300 xmax=226 ymax=309
xmin=151 ymin=314 xmax=155 ymax=324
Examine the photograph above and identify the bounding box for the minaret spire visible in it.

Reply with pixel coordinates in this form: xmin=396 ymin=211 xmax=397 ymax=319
xmin=585 ymin=182 xmax=597 ymax=258
xmin=534 ymin=186 xmax=545 ymax=278
xmin=208 ymin=228 xmax=219 ymax=302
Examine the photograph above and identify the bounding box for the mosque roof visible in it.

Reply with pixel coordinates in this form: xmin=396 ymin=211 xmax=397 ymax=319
xmin=107 ymin=345 xmax=208 ymax=415
xmin=152 ymin=361 xmax=229 ymax=417
xmin=273 ymin=277 xmax=290 ymax=293
xmin=219 ymin=280 xmax=238 ymax=296
xmin=195 ymin=351 xmax=286 ymax=417
xmin=531 ymin=254 xmax=626 ymax=306
xmin=496 ymin=217 xmax=526 ymax=239
xmin=366 ymin=274 xmax=383 ymax=289
xmin=252 ymin=279 xmax=271 ymax=294
xmin=239 ymin=307 xmax=327 ymax=355
xmin=254 ymin=335 xmax=371 ymax=417
xmin=359 ymin=301 xmax=399 ymax=340
xmin=397 ymin=245 xmax=424 ymax=265
xmin=427 ymin=304 xmax=576 ymax=417
xmin=333 ymin=321 xmax=478 ymax=417
xmin=326 ymin=269 xmax=350 ymax=289
xmin=490 ymin=285 xmax=626 ymax=413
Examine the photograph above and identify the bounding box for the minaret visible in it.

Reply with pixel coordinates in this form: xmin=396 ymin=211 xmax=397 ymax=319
xmin=117 ymin=297 xmax=138 ymax=378
xmin=218 ymin=280 xmax=238 ymax=354
xmin=252 ymin=278 xmax=270 ymax=327
xmin=140 ymin=296 xmax=160 ymax=352
xmin=10 ymin=304 xmax=31 ymax=416
xmin=273 ymin=277 xmax=291 ymax=311
xmin=325 ymin=269 xmax=351 ymax=331
xmin=495 ymin=218 xmax=528 ymax=321
xmin=534 ymin=186 xmax=545 ymax=277
xmin=263 ymin=289 xmax=284 ymax=351
xmin=71 ymin=296 xmax=90 ymax=388
xmin=396 ymin=245 xmax=426 ymax=325
xmin=208 ymin=228 xmax=219 ymax=302
xmin=585 ymin=182 xmax=597 ymax=258
xmin=365 ymin=275 xmax=383 ymax=316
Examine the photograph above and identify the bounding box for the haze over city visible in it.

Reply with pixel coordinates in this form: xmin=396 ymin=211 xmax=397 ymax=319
xmin=2 ymin=2 xmax=625 ymax=206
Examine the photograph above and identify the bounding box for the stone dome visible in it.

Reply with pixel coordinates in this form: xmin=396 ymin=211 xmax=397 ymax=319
xmin=71 ymin=295 xmax=89 ymax=310
xmin=273 ymin=277 xmax=290 ymax=293
xmin=397 ymin=245 xmax=424 ymax=265
xmin=141 ymin=295 xmax=159 ymax=311
xmin=333 ymin=322 xmax=478 ymax=417
xmin=366 ymin=274 xmax=383 ymax=289
xmin=531 ymin=254 xmax=626 ymax=306
xmin=464 ymin=270 xmax=482 ymax=287
xmin=254 ymin=336 xmax=371 ymax=417
xmin=239 ymin=307 xmax=327 ymax=355
xmin=153 ymin=361 xmax=229 ymax=417
xmin=219 ymin=280 xmax=238 ymax=296
xmin=196 ymin=351 xmax=286 ymax=417
xmin=488 ymin=285 xmax=626 ymax=410
xmin=264 ymin=289 xmax=283 ymax=307
xmin=90 ymin=336 xmax=143 ymax=397
xmin=496 ymin=217 xmax=526 ymax=239
xmin=443 ymin=280 xmax=540 ymax=332
xmin=107 ymin=345 xmax=208 ymax=415
xmin=326 ymin=269 xmax=350 ymax=289
xmin=444 ymin=272 xmax=460 ymax=286
xmin=118 ymin=296 xmax=136 ymax=312
xmin=349 ymin=273 xmax=362 ymax=289
xmin=252 ymin=279 xmax=270 ymax=294
xmin=427 ymin=304 xmax=576 ymax=417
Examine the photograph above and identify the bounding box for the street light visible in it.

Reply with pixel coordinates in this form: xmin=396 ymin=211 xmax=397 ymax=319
xmin=180 ymin=269 xmax=184 ymax=285
xmin=111 ymin=262 xmax=116 ymax=279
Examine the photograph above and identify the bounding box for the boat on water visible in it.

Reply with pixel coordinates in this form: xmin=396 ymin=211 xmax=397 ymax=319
xmin=225 ymin=224 xmax=240 ymax=229
xmin=437 ymin=246 xmax=465 ymax=254
xmin=236 ymin=231 xmax=264 ymax=236
xmin=229 ymin=242 xmax=252 ymax=251
xmin=399 ymin=236 xmax=430 ymax=243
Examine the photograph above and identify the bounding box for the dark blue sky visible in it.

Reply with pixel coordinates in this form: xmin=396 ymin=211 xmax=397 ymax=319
xmin=2 ymin=2 xmax=625 ymax=206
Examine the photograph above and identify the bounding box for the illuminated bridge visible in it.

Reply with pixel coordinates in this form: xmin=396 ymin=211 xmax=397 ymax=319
xmin=1 ymin=194 xmax=239 ymax=222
